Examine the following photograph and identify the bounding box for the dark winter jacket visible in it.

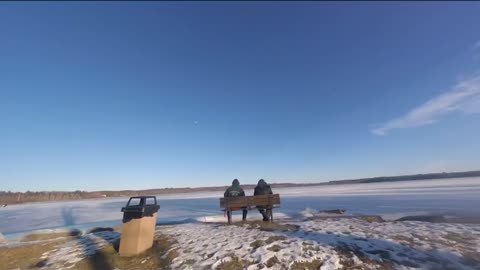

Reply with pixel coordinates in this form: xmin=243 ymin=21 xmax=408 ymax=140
xmin=254 ymin=179 xmax=273 ymax=196
xmin=224 ymin=179 xmax=245 ymax=198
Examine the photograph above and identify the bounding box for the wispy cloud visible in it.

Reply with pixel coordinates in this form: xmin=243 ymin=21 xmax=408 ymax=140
xmin=474 ymin=40 xmax=480 ymax=50
xmin=371 ymin=75 xmax=480 ymax=135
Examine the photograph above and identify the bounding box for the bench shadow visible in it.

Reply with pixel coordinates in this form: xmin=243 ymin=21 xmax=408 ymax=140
xmin=72 ymin=228 xmax=121 ymax=270
xmin=156 ymin=217 xmax=199 ymax=226
xmin=61 ymin=207 xmax=76 ymax=227
xmin=274 ymin=224 xmax=479 ymax=269
xmin=60 ymin=207 xmax=117 ymax=270
xmin=75 ymin=234 xmax=114 ymax=270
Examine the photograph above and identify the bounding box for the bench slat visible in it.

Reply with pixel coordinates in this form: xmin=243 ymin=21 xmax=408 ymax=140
xmin=220 ymin=194 xmax=280 ymax=209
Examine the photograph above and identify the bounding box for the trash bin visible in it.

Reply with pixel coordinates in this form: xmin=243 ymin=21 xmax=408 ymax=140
xmin=119 ymin=196 xmax=160 ymax=256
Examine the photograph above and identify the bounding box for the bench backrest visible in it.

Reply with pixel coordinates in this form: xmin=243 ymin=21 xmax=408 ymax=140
xmin=220 ymin=194 xmax=280 ymax=209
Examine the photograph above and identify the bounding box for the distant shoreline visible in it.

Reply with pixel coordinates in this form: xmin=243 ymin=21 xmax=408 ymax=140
xmin=1 ymin=170 xmax=479 ymax=205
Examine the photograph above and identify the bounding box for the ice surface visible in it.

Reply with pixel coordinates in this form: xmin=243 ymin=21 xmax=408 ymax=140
xmin=1 ymin=177 xmax=479 ymax=238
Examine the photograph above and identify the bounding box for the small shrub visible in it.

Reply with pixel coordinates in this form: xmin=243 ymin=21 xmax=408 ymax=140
xmin=265 ymin=256 xmax=279 ymax=268
xmin=249 ymin=240 xmax=265 ymax=249
xmin=215 ymin=256 xmax=255 ymax=270
xmin=265 ymin=235 xmax=287 ymax=244
xmin=267 ymin=245 xmax=282 ymax=252
xmin=290 ymin=259 xmax=323 ymax=270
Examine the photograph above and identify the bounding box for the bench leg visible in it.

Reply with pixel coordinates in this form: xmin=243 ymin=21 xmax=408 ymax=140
xmin=269 ymin=209 xmax=273 ymax=222
xmin=227 ymin=210 xmax=232 ymax=224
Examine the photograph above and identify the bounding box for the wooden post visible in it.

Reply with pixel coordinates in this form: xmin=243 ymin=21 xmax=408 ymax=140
xmin=227 ymin=210 xmax=232 ymax=224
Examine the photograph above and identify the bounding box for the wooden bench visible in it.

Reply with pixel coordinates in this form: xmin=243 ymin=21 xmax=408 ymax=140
xmin=220 ymin=194 xmax=281 ymax=224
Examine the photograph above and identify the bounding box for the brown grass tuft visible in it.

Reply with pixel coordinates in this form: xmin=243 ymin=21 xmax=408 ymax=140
xmin=290 ymin=259 xmax=323 ymax=270
xmin=215 ymin=256 xmax=256 ymax=270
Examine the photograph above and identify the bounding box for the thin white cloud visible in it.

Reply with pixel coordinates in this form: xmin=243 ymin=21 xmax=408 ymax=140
xmin=371 ymin=75 xmax=480 ymax=135
xmin=474 ymin=40 xmax=480 ymax=50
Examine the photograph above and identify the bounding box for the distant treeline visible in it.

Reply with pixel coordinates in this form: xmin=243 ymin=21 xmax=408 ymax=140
xmin=327 ymin=171 xmax=480 ymax=184
xmin=1 ymin=170 xmax=479 ymax=205
xmin=0 ymin=190 xmax=101 ymax=205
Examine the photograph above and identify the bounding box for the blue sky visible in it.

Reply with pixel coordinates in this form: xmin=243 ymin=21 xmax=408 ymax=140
xmin=1 ymin=2 xmax=480 ymax=191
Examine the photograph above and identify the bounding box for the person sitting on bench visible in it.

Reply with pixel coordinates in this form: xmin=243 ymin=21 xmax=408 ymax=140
xmin=254 ymin=179 xmax=273 ymax=221
xmin=224 ymin=179 xmax=248 ymax=221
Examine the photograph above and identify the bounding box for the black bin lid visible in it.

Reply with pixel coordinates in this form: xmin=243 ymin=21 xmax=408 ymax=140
xmin=121 ymin=196 xmax=160 ymax=212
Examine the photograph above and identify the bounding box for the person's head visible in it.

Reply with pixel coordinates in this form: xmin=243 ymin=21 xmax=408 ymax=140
xmin=232 ymin=179 xmax=240 ymax=186
xmin=258 ymin=179 xmax=267 ymax=186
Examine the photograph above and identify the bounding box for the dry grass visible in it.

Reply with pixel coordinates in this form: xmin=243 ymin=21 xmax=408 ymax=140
xmin=265 ymin=235 xmax=287 ymax=244
xmin=0 ymin=234 xmax=177 ymax=270
xmin=249 ymin=239 xmax=265 ymax=249
xmin=444 ymin=232 xmax=466 ymax=242
xmin=290 ymin=259 xmax=323 ymax=270
xmin=184 ymin=259 xmax=196 ymax=265
xmin=302 ymin=242 xmax=320 ymax=253
xmin=228 ymin=220 xmax=300 ymax=232
xmin=334 ymin=244 xmax=396 ymax=270
xmin=267 ymin=245 xmax=282 ymax=252
xmin=265 ymin=256 xmax=279 ymax=267
xmin=0 ymin=239 xmax=66 ymax=270
xmin=215 ymin=256 xmax=256 ymax=270
xmin=21 ymin=229 xmax=81 ymax=242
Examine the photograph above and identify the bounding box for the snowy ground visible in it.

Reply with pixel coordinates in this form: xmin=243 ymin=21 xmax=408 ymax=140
xmin=160 ymin=218 xmax=480 ymax=270
xmin=10 ymin=216 xmax=479 ymax=270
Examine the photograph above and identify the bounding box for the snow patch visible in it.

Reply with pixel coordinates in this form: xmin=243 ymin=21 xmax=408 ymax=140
xmin=300 ymin=208 xmax=347 ymax=218
xmin=197 ymin=211 xmax=290 ymax=223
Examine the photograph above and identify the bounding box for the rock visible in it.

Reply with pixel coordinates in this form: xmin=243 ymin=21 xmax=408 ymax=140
xmin=88 ymin=227 xmax=114 ymax=234
xmin=396 ymin=215 xmax=446 ymax=223
xmin=35 ymin=259 xmax=49 ymax=268
xmin=69 ymin=229 xmax=82 ymax=237
xmin=319 ymin=209 xmax=346 ymax=215
xmin=359 ymin=215 xmax=385 ymax=223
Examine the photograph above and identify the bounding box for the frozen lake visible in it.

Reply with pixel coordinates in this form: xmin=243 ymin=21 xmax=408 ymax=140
xmin=1 ymin=177 xmax=480 ymax=239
